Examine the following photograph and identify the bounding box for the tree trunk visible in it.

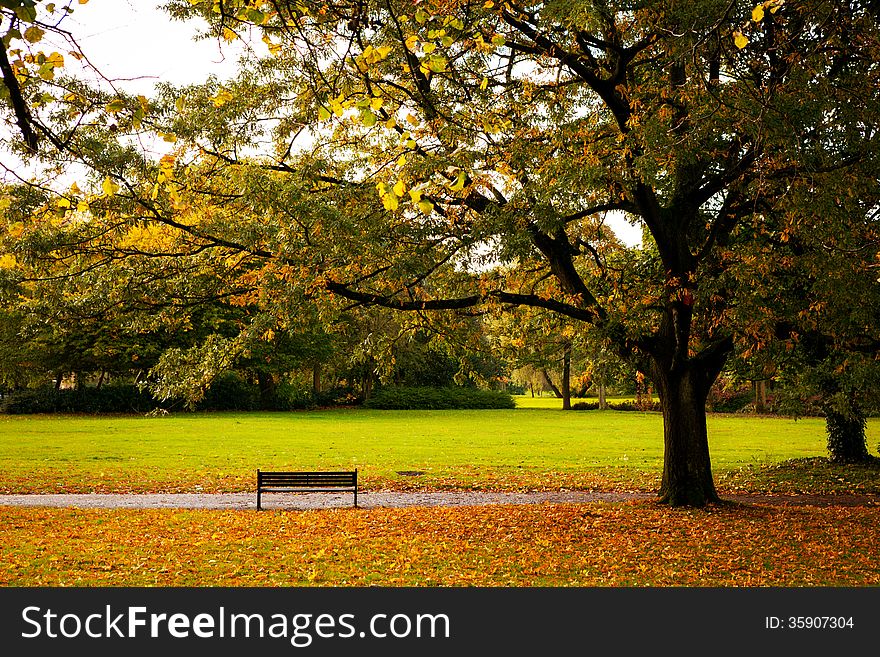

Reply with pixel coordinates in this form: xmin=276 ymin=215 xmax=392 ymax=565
xmin=652 ymin=364 xmax=721 ymax=507
xmin=754 ymin=380 xmax=767 ymax=413
xmin=561 ymin=342 xmax=572 ymax=410
xmin=362 ymin=371 xmax=373 ymax=401
xmin=312 ymin=363 xmax=322 ymax=394
xmin=824 ymin=402 xmax=869 ymax=463
xmin=256 ymin=371 xmax=277 ymax=410
xmin=597 ymin=382 xmax=608 ymax=410
xmin=541 ymin=368 xmax=563 ymax=398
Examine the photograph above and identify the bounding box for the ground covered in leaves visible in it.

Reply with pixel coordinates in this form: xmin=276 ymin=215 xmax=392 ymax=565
xmin=2 ymin=501 xmax=877 ymax=586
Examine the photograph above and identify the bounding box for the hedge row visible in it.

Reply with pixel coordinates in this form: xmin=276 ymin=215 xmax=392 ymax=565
xmin=0 ymin=377 xmax=359 ymax=415
xmin=364 ymin=386 xmax=516 ymax=410
xmin=0 ymin=385 xmax=161 ymax=415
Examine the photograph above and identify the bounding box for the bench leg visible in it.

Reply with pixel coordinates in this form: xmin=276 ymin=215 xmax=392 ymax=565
xmin=354 ymin=488 xmax=358 ymax=508
xmin=257 ymin=489 xmax=262 ymax=510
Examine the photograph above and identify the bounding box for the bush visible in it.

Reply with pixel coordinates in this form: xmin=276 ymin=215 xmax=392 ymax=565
xmin=363 ymin=386 xmax=516 ymax=410
xmin=571 ymin=399 xmax=661 ymax=412
xmin=195 ymin=372 xmax=260 ymax=411
xmin=706 ymin=386 xmax=753 ymax=413
xmin=0 ymin=385 xmax=160 ymax=414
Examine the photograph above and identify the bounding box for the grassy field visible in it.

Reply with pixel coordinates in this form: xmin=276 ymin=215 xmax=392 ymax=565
xmin=2 ymin=407 xmax=879 ymax=587
xmin=0 ymin=407 xmax=878 ymax=494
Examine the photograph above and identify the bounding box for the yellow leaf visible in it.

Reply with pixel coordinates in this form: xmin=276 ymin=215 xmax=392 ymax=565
xmin=23 ymin=26 xmax=45 ymax=43
xmin=409 ymin=189 xmax=422 ymax=203
xmin=449 ymin=171 xmax=466 ymax=192
xmin=422 ymin=43 xmax=436 ymax=54
xmin=752 ymin=5 xmax=765 ymax=22
xmin=56 ymin=197 xmax=71 ymax=209
xmin=102 ymin=177 xmax=119 ymax=197
xmin=369 ymin=96 xmax=383 ymax=111
xmin=405 ymin=35 xmax=419 ymax=50
xmin=0 ymin=254 xmax=17 ymax=270
xmin=734 ymin=31 xmax=749 ymax=49
xmin=76 ymin=200 xmax=90 ymax=213
xmin=318 ymin=105 xmax=331 ymax=121
xmin=382 ymin=193 xmax=399 ymax=211
xmin=480 ymin=77 xmax=489 ymax=90
xmin=393 ymin=180 xmax=406 ymax=197
xmin=418 ymin=200 xmax=434 ymax=214
xmin=210 ymin=88 xmax=233 ymax=108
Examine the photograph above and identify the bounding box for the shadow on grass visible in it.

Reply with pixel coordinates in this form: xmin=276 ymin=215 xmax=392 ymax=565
xmin=717 ymin=456 xmax=880 ymax=495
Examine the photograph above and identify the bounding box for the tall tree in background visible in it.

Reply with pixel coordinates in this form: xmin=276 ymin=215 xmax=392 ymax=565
xmin=4 ymin=1 xmax=880 ymax=505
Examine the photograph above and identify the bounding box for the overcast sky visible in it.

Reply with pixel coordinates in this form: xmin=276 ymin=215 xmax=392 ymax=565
xmin=61 ymin=1 xmax=642 ymax=246
xmin=68 ymin=0 xmax=239 ymax=93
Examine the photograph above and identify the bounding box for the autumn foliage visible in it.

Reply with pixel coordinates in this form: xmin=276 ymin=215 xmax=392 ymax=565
xmin=2 ymin=502 xmax=878 ymax=587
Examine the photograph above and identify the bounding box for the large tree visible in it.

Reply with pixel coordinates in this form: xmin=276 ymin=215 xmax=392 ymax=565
xmin=5 ymin=0 xmax=880 ymax=505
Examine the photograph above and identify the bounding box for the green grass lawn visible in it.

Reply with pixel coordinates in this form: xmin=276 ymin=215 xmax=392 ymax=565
xmin=0 ymin=408 xmax=877 ymax=494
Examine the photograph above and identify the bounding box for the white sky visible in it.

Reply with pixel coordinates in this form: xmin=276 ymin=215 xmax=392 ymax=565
xmin=67 ymin=0 xmax=240 ymax=93
xmin=58 ymin=1 xmax=643 ymax=247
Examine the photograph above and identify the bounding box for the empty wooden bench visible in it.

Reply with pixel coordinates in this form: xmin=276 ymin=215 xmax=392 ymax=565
xmin=256 ymin=469 xmax=358 ymax=509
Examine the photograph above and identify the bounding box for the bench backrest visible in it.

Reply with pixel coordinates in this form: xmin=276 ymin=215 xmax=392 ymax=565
xmin=258 ymin=470 xmax=357 ymax=488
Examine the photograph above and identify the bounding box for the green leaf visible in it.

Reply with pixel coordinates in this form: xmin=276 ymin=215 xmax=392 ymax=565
xmin=106 ymin=99 xmax=126 ymax=114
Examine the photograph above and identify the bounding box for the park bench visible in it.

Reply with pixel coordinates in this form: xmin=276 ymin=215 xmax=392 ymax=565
xmin=256 ymin=469 xmax=358 ymax=509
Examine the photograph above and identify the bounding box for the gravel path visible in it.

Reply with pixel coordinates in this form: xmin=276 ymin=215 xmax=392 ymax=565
xmin=0 ymin=491 xmax=653 ymax=510
xmin=1 ymin=491 xmax=877 ymax=510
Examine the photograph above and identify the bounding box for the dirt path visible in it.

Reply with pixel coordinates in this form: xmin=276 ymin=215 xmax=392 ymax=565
xmin=1 ymin=491 xmax=877 ymax=510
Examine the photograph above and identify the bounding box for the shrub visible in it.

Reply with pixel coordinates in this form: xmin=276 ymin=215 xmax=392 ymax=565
xmin=706 ymin=387 xmax=753 ymax=413
xmin=363 ymin=386 xmax=515 ymax=410
xmin=0 ymin=385 xmax=160 ymax=414
xmin=195 ymin=373 xmax=260 ymax=411
xmin=571 ymin=399 xmax=661 ymax=412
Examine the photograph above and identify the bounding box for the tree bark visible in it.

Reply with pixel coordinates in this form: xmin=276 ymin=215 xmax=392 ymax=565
xmin=541 ymin=368 xmax=563 ymax=398
xmin=597 ymin=382 xmax=608 ymax=410
xmin=754 ymin=380 xmax=767 ymax=413
xmin=652 ymin=363 xmax=721 ymax=506
xmin=312 ymin=363 xmax=322 ymax=394
xmin=561 ymin=341 xmax=572 ymax=410
xmin=824 ymin=401 xmax=870 ymax=463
